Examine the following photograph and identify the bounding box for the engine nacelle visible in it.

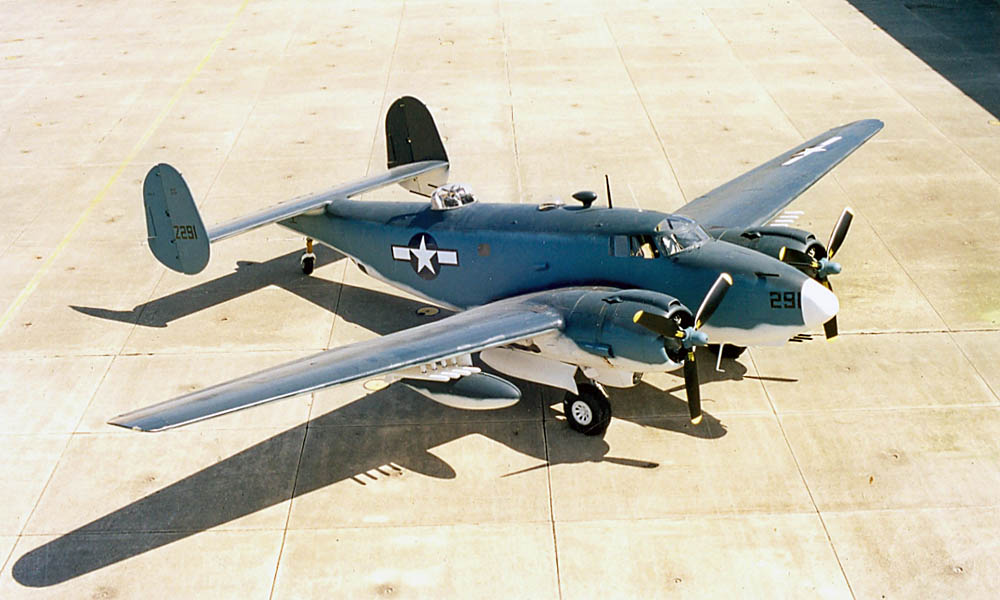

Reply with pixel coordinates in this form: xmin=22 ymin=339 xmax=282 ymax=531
xmin=718 ymin=226 xmax=826 ymax=261
xmin=563 ymin=289 xmax=692 ymax=366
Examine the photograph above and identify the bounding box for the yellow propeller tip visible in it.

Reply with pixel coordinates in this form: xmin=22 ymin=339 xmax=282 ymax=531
xmin=632 ymin=310 xmax=644 ymax=323
xmin=691 ymin=415 xmax=703 ymax=425
xmin=721 ymin=272 xmax=733 ymax=285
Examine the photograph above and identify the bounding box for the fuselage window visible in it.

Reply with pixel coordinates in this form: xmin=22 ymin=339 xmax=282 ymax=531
xmin=610 ymin=235 xmax=659 ymax=259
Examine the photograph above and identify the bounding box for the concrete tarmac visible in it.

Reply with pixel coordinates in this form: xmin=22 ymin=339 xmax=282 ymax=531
xmin=1 ymin=1 xmax=999 ymax=598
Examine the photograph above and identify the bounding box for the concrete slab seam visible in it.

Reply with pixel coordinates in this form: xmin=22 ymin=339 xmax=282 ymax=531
xmin=266 ymin=417 xmax=311 ymax=600
xmin=796 ymin=0 xmax=1000 ymax=188
xmin=604 ymin=14 xmax=687 ymax=205
xmin=540 ymin=399 xmax=564 ymax=600
xmin=364 ymin=1 xmax=406 ymax=178
xmin=747 ymin=351 xmax=858 ymax=600
xmin=498 ymin=0 xmax=524 ymax=204
xmin=704 ymin=6 xmax=949 ymax=342
xmin=0 ymin=0 xmax=251 ymax=335
xmin=0 ymin=354 xmax=118 ymax=575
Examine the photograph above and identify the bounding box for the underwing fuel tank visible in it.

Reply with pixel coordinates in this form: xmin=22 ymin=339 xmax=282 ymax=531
xmin=401 ymin=372 xmax=522 ymax=410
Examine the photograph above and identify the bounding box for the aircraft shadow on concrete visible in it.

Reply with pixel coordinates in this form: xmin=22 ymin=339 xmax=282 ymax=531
xmin=71 ymin=246 xmax=442 ymax=335
xmin=12 ymin=382 xmax=727 ymax=587
xmin=27 ymin=247 xmax=743 ymax=587
xmin=847 ymin=0 xmax=1000 ymax=119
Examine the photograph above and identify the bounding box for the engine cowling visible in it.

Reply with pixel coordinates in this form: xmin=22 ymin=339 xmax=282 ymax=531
xmin=718 ymin=226 xmax=826 ymax=262
xmin=563 ymin=289 xmax=692 ymax=367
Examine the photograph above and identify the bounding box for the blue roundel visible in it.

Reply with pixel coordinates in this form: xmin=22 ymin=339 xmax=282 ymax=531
xmin=390 ymin=233 xmax=459 ymax=280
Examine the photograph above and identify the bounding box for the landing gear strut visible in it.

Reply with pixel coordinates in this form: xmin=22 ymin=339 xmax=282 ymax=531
xmin=708 ymin=343 xmax=746 ymax=359
xmin=300 ymin=238 xmax=316 ymax=275
xmin=563 ymin=383 xmax=611 ymax=436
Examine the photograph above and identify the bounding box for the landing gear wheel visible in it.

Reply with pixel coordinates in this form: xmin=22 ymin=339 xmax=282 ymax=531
xmin=300 ymin=253 xmax=316 ymax=275
xmin=300 ymin=237 xmax=316 ymax=275
xmin=708 ymin=344 xmax=746 ymax=359
xmin=563 ymin=384 xmax=611 ymax=436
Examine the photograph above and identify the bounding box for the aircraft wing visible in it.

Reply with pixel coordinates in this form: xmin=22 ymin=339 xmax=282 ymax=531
xmin=108 ymin=295 xmax=564 ymax=432
xmin=674 ymin=119 xmax=883 ymax=230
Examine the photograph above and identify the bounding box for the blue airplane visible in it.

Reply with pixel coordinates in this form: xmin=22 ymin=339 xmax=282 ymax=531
xmin=112 ymin=96 xmax=882 ymax=436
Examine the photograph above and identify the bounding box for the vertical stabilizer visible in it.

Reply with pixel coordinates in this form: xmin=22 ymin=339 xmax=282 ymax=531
xmin=143 ymin=164 xmax=210 ymax=274
xmin=385 ymin=96 xmax=449 ymax=196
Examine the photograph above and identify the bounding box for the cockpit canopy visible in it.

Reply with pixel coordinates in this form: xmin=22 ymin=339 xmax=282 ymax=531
xmin=609 ymin=217 xmax=709 ymax=260
xmin=656 ymin=216 xmax=710 ymax=256
xmin=430 ymin=183 xmax=476 ymax=211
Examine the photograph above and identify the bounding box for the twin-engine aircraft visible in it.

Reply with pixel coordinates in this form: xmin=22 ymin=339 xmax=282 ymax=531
xmin=112 ymin=96 xmax=881 ymax=435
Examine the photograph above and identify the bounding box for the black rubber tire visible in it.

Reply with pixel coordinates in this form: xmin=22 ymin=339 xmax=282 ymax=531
xmin=564 ymin=384 xmax=611 ymax=436
xmin=708 ymin=344 xmax=746 ymax=359
xmin=301 ymin=254 xmax=315 ymax=275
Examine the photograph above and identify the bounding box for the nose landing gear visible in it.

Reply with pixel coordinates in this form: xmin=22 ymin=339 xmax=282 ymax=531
xmin=300 ymin=238 xmax=316 ymax=275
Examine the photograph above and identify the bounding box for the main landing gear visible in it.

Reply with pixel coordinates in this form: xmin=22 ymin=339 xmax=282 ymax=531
xmin=563 ymin=383 xmax=611 ymax=436
xmin=300 ymin=238 xmax=316 ymax=275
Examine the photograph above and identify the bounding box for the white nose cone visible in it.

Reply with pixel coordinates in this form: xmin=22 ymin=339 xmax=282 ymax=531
xmin=801 ymin=279 xmax=839 ymax=327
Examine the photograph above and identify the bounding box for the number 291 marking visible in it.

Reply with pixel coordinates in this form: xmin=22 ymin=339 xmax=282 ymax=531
xmin=769 ymin=291 xmax=801 ymax=309
xmin=173 ymin=224 xmax=197 ymax=240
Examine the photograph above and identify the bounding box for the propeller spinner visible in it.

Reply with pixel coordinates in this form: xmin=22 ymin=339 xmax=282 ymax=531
xmin=632 ymin=273 xmax=733 ymax=425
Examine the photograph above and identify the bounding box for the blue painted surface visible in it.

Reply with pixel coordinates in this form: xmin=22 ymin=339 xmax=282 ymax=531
xmin=281 ymin=200 xmax=810 ymax=332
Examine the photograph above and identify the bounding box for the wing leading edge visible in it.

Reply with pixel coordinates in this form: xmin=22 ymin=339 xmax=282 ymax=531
xmin=675 ymin=119 xmax=883 ymax=230
xmin=108 ymin=296 xmax=564 ymax=432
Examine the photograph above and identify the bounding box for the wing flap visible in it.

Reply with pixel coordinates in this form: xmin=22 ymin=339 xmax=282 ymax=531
xmin=108 ymin=297 xmax=562 ymax=432
xmin=675 ymin=119 xmax=883 ymax=230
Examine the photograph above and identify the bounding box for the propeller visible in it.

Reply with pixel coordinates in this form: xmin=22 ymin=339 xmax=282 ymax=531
xmin=632 ymin=272 xmax=733 ymax=425
xmin=779 ymin=207 xmax=853 ymax=339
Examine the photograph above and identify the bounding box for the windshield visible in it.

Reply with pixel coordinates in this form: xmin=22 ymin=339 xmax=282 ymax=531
xmin=656 ymin=217 xmax=709 ymax=255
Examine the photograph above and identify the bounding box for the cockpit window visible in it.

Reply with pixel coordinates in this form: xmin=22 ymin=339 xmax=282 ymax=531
xmin=656 ymin=217 xmax=709 ymax=255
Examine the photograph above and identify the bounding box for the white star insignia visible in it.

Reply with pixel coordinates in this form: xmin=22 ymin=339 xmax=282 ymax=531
xmin=410 ymin=235 xmax=437 ymax=274
xmin=782 ymin=135 xmax=843 ymax=166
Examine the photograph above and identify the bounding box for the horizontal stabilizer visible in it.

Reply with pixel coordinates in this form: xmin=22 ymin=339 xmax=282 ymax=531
xmin=144 ymin=164 xmax=210 ymax=274
xmin=141 ymin=96 xmax=450 ymax=275
xmin=206 ymin=159 xmax=448 ymax=242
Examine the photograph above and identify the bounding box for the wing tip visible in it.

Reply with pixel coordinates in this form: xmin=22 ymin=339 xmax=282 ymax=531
xmin=844 ymin=118 xmax=884 ymax=134
xmin=107 ymin=417 xmax=156 ymax=433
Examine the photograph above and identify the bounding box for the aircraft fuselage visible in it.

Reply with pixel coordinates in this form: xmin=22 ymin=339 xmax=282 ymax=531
xmin=281 ymin=199 xmax=835 ymax=348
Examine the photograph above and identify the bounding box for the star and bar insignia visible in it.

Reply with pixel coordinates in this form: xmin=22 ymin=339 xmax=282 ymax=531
xmin=391 ymin=233 xmax=459 ymax=280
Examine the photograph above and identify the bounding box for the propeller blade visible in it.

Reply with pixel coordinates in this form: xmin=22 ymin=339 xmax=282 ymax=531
xmin=683 ymin=350 xmax=702 ymax=424
xmin=779 ymin=246 xmax=820 ymax=274
xmin=827 ymin=207 xmax=854 ymax=259
xmin=633 ymin=310 xmax=682 ymax=338
xmin=694 ymin=273 xmax=733 ymax=329
xmin=823 ymin=316 xmax=839 ymax=340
